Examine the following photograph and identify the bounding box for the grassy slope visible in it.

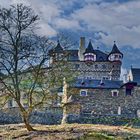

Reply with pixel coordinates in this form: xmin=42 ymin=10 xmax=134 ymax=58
xmin=0 ymin=124 xmax=140 ymax=140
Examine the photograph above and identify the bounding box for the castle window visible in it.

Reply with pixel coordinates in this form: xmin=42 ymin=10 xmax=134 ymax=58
xmin=75 ymin=64 xmax=79 ymax=69
xmin=8 ymin=99 xmax=13 ymax=108
xmin=125 ymin=83 xmax=134 ymax=96
xmin=111 ymin=90 xmax=119 ymax=97
xmin=95 ymin=64 xmax=98 ymax=69
xmin=126 ymin=89 xmax=132 ymax=96
xmin=114 ymin=55 xmax=118 ymax=58
xmin=102 ymin=64 xmax=106 ymax=69
xmin=80 ymin=90 xmax=87 ymax=96
xmin=103 ymin=76 xmax=109 ymax=80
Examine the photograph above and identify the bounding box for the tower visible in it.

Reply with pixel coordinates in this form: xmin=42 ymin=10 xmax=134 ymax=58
xmin=108 ymin=41 xmax=123 ymax=80
xmin=78 ymin=37 xmax=85 ymax=61
xmin=83 ymin=40 xmax=96 ymax=62
xmin=108 ymin=41 xmax=123 ymax=62
xmin=49 ymin=40 xmax=64 ymax=64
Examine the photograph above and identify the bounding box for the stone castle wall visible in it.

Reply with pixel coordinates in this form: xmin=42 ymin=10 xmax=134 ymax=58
xmin=71 ymin=87 xmax=140 ymax=118
xmin=70 ymin=61 xmax=121 ymax=80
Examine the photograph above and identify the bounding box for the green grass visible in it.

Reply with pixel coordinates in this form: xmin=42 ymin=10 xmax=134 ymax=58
xmin=79 ymin=132 xmax=116 ymax=140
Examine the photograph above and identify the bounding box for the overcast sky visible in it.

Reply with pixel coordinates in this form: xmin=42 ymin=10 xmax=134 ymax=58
xmin=1 ymin=0 xmax=140 ymax=73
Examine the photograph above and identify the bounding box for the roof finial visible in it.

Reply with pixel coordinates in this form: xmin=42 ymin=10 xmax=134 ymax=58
xmin=57 ymin=40 xmax=60 ymax=43
xmin=114 ymin=41 xmax=116 ymax=44
xmin=89 ymin=39 xmax=92 ymax=42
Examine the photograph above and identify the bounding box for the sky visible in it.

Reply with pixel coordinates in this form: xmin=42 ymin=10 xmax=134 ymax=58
xmin=1 ymin=0 xmax=140 ymax=75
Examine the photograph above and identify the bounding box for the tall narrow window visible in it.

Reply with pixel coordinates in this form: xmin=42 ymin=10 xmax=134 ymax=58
xmin=126 ymin=88 xmax=132 ymax=96
xmin=125 ymin=84 xmax=134 ymax=96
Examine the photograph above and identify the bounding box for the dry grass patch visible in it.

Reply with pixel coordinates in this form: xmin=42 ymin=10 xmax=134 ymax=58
xmin=0 ymin=124 xmax=140 ymax=139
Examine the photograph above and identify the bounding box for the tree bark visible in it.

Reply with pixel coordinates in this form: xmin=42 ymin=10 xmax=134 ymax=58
xmin=17 ymin=101 xmax=35 ymax=131
xmin=23 ymin=116 xmax=35 ymax=131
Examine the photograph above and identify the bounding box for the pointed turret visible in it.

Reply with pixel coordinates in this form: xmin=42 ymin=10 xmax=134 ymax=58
xmin=84 ymin=40 xmax=96 ymax=61
xmin=49 ymin=40 xmax=64 ymax=63
xmin=53 ymin=40 xmax=63 ymax=53
xmin=108 ymin=41 xmax=123 ymax=62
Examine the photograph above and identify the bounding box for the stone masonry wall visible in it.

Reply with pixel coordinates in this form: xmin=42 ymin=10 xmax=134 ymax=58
xmin=71 ymin=61 xmax=121 ymax=80
xmin=72 ymin=87 xmax=140 ymax=118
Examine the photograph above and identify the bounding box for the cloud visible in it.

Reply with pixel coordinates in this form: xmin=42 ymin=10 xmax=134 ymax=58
xmin=1 ymin=0 xmax=61 ymax=37
xmin=71 ymin=1 xmax=140 ymax=48
xmin=1 ymin=0 xmax=140 ymax=48
xmin=53 ymin=18 xmax=81 ymax=30
xmin=37 ymin=22 xmax=57 ymax=37
xmin=1 ymin=0 xmax=140 ymax=68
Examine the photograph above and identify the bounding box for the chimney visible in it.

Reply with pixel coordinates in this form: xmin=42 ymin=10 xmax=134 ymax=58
xmin=78 ymin=37 xmax=85 ymax=61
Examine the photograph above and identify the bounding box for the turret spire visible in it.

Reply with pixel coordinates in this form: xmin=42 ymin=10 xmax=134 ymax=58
xmin=84 ymin=40 xmax=96 ymax=62
xmin=108 ymin=41 xmax=123 ymax=62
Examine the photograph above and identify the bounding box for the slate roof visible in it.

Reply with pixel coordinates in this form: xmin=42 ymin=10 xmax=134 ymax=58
xmin=109 ymin=43 xmax=123 ymax=56
xmin=66 ymin=49 xmax=108 ymax=61
xmin=53 ymin=41 xmax=63 ymax=53
xmin=131 ymin=68 xmax=140 ymax=85
xmin=94 ymin=50 xmax=108 ymax=61
xmin=84 ymin=41 xmax=95 ymax=54
xmin=72 ymin=79 xmax=123 ymax=89
xmin=121 ymin=81 xmax=137 ymax=88
xmin=66 ymin=50 xmax=79 ymax=61
xmin=66 ymin=50 xmax=78 ymax=54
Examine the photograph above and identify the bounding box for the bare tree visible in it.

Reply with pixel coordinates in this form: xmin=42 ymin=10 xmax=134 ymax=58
xmin=0 ymin=4 xmax=78 ymax=131
xmin=0 ymin=4 xmax=53 ymax=131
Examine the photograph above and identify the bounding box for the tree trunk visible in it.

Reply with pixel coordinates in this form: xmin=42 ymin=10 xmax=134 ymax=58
xmin=23 ymin=116 xmax=35 ymax=131
xmin=16 ymin=101 xmax=35 ymax=131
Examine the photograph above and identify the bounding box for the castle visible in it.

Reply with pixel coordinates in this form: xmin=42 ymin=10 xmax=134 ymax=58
xmin=49 ymin=37 xmax=123 ymax=81
xmin=49 ymin=37 xmax=140 ymax=123
xmin=2 ymin=37 xmax=140 ymax=125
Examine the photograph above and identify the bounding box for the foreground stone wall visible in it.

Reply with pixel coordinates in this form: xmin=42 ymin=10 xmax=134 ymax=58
xmin=0 ymin=107 xmax=62 ymax=125
xmin=1 ymin=106 xmax=140 ymax=126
